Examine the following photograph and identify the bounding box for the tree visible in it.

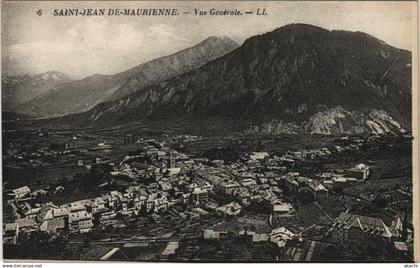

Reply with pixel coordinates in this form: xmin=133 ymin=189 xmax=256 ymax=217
xmin=297 ymin=189 xmax=314 ymax=205
xmin=373 ymin=194 xmax=389 ymax=208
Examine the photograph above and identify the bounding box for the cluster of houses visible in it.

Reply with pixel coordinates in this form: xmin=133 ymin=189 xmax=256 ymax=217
xmin=281 ymin=161 xmax=370 ymax=195
xmin=4 ymin=133 xmax=88 ymax=165
xmin=6 ymin=135 xmax=401 ymax=257
xmin=203 ymin=217 xmax=297 ymax=242
xmin=330 ymin=211 xmax=412 ymax=253
xmin=0 ymin=147 xmax=293 ymax=244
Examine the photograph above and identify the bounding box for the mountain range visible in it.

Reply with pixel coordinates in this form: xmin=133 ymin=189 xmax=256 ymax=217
xmin=14 ymin=36 xmax=239 ymax=117
xmin=2 ymin=71 xmax=71 ymax=111
xmin=53 ymin=23 xmax=411 ymax=135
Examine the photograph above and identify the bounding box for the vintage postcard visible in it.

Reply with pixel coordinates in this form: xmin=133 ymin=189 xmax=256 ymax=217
xmin=1 ymin=0 xmax=418 ymax=264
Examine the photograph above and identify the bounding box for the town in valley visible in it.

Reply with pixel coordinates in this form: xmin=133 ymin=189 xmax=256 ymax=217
xmin=1 ymin=2 xmax=415 ymax=262
xmin=2 ymin=125 xmax=414 ymax=261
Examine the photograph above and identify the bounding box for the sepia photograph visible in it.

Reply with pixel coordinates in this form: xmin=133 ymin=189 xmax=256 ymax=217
xmin=1 ymin=0 xmax=418 ymax=264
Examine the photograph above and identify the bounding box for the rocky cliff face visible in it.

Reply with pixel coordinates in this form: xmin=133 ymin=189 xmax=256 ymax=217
xmin=15 ymin=37 xmax=238 ymax=117
xmin=243 ymin=107 xmax=405 ymax=135
xmin=53 ymin=24 xmax=412 ymax=135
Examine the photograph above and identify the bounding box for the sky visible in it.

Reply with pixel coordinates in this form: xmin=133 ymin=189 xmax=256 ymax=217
xmin=1 ymin=1 xmax=415 ymax=79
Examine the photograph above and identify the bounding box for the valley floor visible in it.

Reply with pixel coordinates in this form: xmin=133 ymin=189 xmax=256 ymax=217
xmin=2 ymin=126 xmax=414 ymax=262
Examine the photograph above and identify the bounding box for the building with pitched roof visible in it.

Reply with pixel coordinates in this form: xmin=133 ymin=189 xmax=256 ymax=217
xmin=40 ymin=218 xmax=66 ymax=233
xmin=347 ymin=163 xmax=370 ymax=180
xmin=12 ymin=186 xmax=31 ymax=200
xmin=332 ymin=212 xmax=392 ymax=242
xmin=215 ymin=202 xmax=242 ymax=217
xmin=307 ymin=180 xmax=328 ymax=199
xmin=191 ymin=187 xmax=209 ymax=205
